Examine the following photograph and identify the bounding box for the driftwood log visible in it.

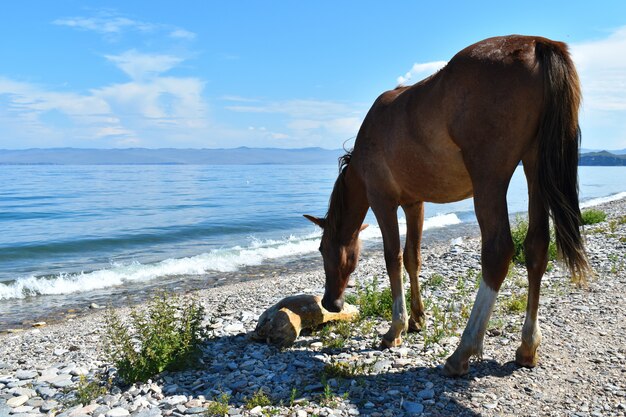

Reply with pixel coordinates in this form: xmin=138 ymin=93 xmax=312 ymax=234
xmin=252 ymin=294 xmax=358 ymax=348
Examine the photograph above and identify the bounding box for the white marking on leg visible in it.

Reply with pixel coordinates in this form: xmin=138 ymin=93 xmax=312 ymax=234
xmin=392 ymin=292 xmax=407 ymax=323
xmin=521 ymin=310 xmax=542 ymax=349
xmin=459 ymin=280 xmax=498 ymax=358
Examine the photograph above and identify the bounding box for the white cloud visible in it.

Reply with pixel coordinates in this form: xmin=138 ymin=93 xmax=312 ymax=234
xmin=222 ymin=95 xmax=260 ymax=103
xmin=0 ymin=70 xmax=209 ymax=147
xmin=53 ymin=11 xmax=195 ymax=44
xmin=170 ymin=29 xmax=196 ymax=40
xmin=396 ymin=61 xmax=447 ymax=86
xmin=571 ymin=26 xmax=626 ymax=149
xmin=0 ymin=11 xmax=208 ymax=148
xmin=571 ymin=27 xmax=626 ymax=111
xmin=53 ymin=15 xmax=154 ymax=35
xmin=227 ymin=99 xmax=361 ymax=119
xmin=105 ymin=50 xmax=184 ymax=80
xmin=227 ymin=98 xmax=365 ymax=147
xmin=94 ymin=76 xmax=207 ymax=125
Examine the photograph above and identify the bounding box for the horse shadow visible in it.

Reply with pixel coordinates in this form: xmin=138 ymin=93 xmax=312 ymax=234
xmin=158 ymin=329 xmax=520 ymax=416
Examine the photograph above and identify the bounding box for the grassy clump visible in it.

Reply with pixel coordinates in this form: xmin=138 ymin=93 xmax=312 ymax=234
xmin=510 ymin=215 xmax=557 ymax=265
xmin=104 ymin=291 xmax=207 ymax=383
xmin=323 ymin=360 xmax=372 ymax=379
xmin=581 ymin=208 xmax=607 ymax=225
xmin=345 ymin=276 xmax=393 ymax=321
xmin=65 ymin=374 xmax=109 ymax=406
xmin=503 ymin=292 xmax=527 ymax=313
xmin=422 ymin=300 xmax=462 ymax=349
xmin=245 ymin=388 xmax=272 ymax=409
xmin=317 ymin=320 xmax=353 ymax=349
xmin=428 ymin=273 xmax=445 ymax=288
xmin=206 ymin=393 xmax=230 ymax=416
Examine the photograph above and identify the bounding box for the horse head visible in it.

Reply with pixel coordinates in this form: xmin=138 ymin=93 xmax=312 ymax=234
xmin=304 ymin=214 xmax=368 ymax=312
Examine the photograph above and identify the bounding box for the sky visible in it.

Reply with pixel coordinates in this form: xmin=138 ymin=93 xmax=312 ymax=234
xmin=1 ymin=1 xmax=625 ymax=151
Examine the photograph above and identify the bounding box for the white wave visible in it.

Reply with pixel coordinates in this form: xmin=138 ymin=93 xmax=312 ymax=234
xmin=423 ymin=213 xmax=462 ymax=230
xmin=0 ymin=214 xmax=462 ymax=301
xmin=0 ymin=232 xmax=323 ymax=300
xmin=580 ymin=191 xmax=626 ymax=208
xmin=359 ymin=213 xmax=462 ymax=241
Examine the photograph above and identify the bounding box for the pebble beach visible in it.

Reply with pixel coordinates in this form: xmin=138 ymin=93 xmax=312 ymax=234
xmin=1 ymin=198 xmax=625 ymax=417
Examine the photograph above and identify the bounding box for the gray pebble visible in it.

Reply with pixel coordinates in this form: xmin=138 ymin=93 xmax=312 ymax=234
xmin=14 ymin=371 xmax=38 ymax=381
xmin=402 ymin=401 xmax=424 ymax=414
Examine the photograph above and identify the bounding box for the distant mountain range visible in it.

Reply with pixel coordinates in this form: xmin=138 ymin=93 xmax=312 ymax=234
xmin=579 ymin=151 xmax=626 ymax=166
xmin=0 ymin=147 xmax=625 ymax=166
xmin=581 ymin=148 xmax=626 ymax=155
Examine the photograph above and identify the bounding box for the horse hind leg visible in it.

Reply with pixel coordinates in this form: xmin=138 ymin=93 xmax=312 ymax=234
xmin=402 ymin=202 xmax=426 ymax=332
xmin=444 ymin=189 xmax=513 ymax=376
xmin=516 ymin=163 xmax=550 ymax=367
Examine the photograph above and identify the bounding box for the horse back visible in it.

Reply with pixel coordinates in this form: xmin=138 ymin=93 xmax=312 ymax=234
xmin=352 ymin=35 xmax=552 ymax=205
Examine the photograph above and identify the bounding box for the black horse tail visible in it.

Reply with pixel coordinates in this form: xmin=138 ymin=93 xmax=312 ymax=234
xmin=535 ymin=39 xmax=590 ymax=282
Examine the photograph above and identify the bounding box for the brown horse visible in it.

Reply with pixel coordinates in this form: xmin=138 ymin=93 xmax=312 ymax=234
xmin=304 ymin=35 xmax=589 ymax=376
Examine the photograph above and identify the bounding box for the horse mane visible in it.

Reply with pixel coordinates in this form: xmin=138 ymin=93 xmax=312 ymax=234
xmin=324 ymin=151 xmax=352 ymax=241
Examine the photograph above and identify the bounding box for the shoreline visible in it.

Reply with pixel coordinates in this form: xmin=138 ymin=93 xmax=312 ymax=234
xmin=0 ymin=216 xmax=481 ymax=333
xmin=1 ymin=197 xmax=625 ymax=416
xmin=2 ymin=189 xmax=624 ymax=333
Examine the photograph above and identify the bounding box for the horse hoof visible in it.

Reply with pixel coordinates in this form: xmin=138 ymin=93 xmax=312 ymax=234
xmin=408 ymin=316 xmax=425 ymax=333
xmin=380 ymin=336 xmax=402 ymax=349
xmin=442 ymin=356 xmax=469 ymax=377
xmin=515 ymin=346 xmax=539 ymax=368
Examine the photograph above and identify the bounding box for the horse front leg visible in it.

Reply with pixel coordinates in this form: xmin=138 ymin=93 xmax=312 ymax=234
xmin=372 ymin=201 xmax=407 ymax=348
xmin=402 ymin=202 xmax=426 ymax=332
xmin=444 ymin=192 xmax=513 ymax=376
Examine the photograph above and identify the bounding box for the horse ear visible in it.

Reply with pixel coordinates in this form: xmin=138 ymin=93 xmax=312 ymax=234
xmin=359 ymin=224 xmax=369 ymax=232
xmin=303 ymin=214 xmax=325 ymax=229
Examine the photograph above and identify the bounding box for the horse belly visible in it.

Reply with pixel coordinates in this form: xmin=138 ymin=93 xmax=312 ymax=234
xmin=395 ymin=141 xmax=473 ymax=204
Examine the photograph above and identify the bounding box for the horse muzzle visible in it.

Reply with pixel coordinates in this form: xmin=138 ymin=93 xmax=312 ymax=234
xmin=321 ymin=294 xmax=344 ymax=313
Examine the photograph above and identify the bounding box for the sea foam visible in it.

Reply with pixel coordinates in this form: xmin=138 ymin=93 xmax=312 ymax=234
xmin=580 ymin=191 xmax=626 ymax=209
xmin=0 ymin=232 xmax=322 ymax=300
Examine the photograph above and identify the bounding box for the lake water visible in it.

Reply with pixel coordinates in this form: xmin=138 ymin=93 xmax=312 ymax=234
xmin=1 ymin=165 xmax=625 ymax=328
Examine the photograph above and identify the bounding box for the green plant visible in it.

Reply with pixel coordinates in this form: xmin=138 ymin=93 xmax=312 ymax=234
xmin=317 ymin=320 xmax=353 ymax=349
xmin=206 ymin=393 xmax=230 ymax=416
xmin=607 ymin=219 xmax=620 ymax=234
xmin=467 ymin=268 xmax=482 ymax=289
xmin=318 ymin=375 xmax=341 ymax=407
xmin=350 ymin=276 xmax=393 ymax=320
xmin=455 ymin=275 xmax=468 ymax=294
xmin=581 ymin=208 xmax=607 ymax=225
xmin=323 ymin=360 xmax=371 ymax=379
xmin=511 ymin=215 xmax=557 ymax=265
xmin=104 ymin=291 xmax=207 ymax=383
xmin=66 ymin=374 xmax=108 ymax=406
xmin=289 ymin=388 xmax=298 ymax=407
xmin=429 ymin=273 xmax=445 ymax=287
xmin=608 ymin=254 xmax=623 ymax=274
xmin=504 ymin=292 xmax=527 ymax=313
xmin=245 ymin=388 xmax=272 ymax=409
xmin=488 ymin=317 xmax=506 ymax=331
xmin=422 ymin=300 xmax=461 ymax=348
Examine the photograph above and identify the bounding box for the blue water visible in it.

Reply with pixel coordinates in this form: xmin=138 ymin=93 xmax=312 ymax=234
xmin=0 ymin=165 xmax=337 ymax=285
xmin=0 ymin=165 xmax=625 ymax=307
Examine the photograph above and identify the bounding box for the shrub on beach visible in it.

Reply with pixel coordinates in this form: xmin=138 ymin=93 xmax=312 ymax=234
xmin=581 ymin=208 xmax=607 ymax=225
xmin=510 ymin=215 xmax=557 ymax=265
xmin=345 ymin=275 xmax=393 ymax=321
xmin=104 ymin=292 xmax=207 ymax=383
